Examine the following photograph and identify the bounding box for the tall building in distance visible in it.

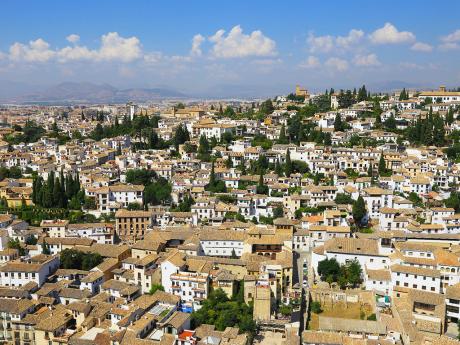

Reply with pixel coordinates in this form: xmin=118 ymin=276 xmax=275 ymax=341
xmin=295 ymin=84 xmax=309 ymax=98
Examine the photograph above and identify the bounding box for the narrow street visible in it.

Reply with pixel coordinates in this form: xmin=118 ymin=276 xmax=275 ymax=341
xmin=292 ymin=249 xmax=311 ymax=333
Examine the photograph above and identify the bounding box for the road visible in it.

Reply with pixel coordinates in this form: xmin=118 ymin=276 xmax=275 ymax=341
xmin=292 ymin=249 xmax=311 ymax=333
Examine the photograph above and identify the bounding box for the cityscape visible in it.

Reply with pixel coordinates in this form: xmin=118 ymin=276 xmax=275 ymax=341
xmin=1 ymin=2 xmax=460 ymax=345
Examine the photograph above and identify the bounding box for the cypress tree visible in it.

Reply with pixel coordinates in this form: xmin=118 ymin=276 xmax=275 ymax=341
xmin=256 ymin=171 xmax=268 ymax=195
xmin=209 ymin=161 xmax=216 ymax=187
xmin=277 ymin=124 xmax=288 ymax=144
xmin=275 ymin=159 xmax=283 ymax=176
xmin=285 ymin=149 xmax=293 ymax=177
xmin=378 ymin=154 xmax=386 ymax=175
xmin=352 ymin=196 xmax=366 ymax=226
xmin=240 ymin=158 xmax=246 ymax=175
xmin=53 ymin=177 xmax=63 ymax=208
xmin=334 ymin=113 xmax=344 ymax=132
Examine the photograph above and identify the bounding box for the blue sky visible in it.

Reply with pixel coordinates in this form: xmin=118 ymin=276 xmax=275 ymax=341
xmin=1 ymin=0 xmax=460 ymax=96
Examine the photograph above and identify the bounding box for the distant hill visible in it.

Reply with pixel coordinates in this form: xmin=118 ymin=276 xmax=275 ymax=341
xmin=3 ymin=82 xmax=187 ymax=104
xmin=366 ymin=80 xmax=435 ymax=92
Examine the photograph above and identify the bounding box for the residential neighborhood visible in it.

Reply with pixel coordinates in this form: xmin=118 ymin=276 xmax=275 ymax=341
xmin=2 ymin=1 xmax=460 ymax=343
xmin=0 ymin=83 xmax=459 ymax=345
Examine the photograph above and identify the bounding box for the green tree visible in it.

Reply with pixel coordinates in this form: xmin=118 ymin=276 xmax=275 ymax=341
xmin=191 ymin=288 xmax=256 ymax=338
xmin=445 ymin=192 xmax=460 ymax=212
xmin=399 ymin=88 xmax=409 ymax=101
xmin=384 ymin=115 xmax=397 ymax=130
xmin=367 ymin=163 xmax=373 ymax=178
xmin=275 ymin=159 xmax=283 ymax=176
xmin=125 ymin=169 xmax=156 ymax=185
xmin=277 ymin=124 xmax=289 ymax=144
xmin=335 ymin=193 xmax=354 ymax=205
xmin=256 ymin=172 xmax=269 ymax=195
xmin=346 ymin=260 xmax=363 ymax=287
xmin=93 ymin=123 xmax=104 ymax=141
xmin=273 ymin=206 xmax=284 ymax=218
xmin=259 ymin=99 xmax=274 ymax=115
xmin=225 ymin=156 xmax=233 ymax=168
xmin=446 ymin=107 xmax=455 ymax=125
xmin=317 ymin=258 xmax=340 ymax=282
xmin=144 ymin=178 xmax=172 ymax=205
xmin=285 ymin=149 xmax=293 ymax=177
xmin=279 ymin=304 xmax=292 ymax=317
xmin=8 ymin=238 xmax=25 ymax=256
xmin=357 ymin=85 xmax=368 ymax=102
xmin=408 ymin=192 xmax=424 ymax=207
xmin=173 ymin=124 xmax=190 ymax=150
xmin=334 ymin=113 xmax=344 ymax=132
xmin=310 ymin=301 xmax=322 ymax=314
xmin=149 ymin=284 xmax=165 ymax=294
xmin=223 ymin=106 xmax=236 ymax=117
xmin=352 ymin=196 xmax=366 ymax=226
xmin=378 ymin=154 xmax=387 ymax=175
xmin=60 ymin=249 xmax=103 ymax=270
xmin=173 ymin=195 xmax=195 ymax=212
xmin=197 ymin=135 xmax=211 ymax=161
xmin=127 ymin=202 xmax=142 ymax=210
xmin=337 ymin=89 xmax=355 ymax=108
xmin=205 ymin=162 xmax=227 ymax=193
xmin=41 ymin=241 xmax=51 ymax=255
xmin=458 ymin=319 xmax=460 ymax=340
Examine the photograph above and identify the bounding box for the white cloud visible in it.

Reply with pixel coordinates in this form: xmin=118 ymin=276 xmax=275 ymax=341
xmin=9 ymin=38 xmax=55 ymax=62
xmin=369 ymin=23 xmax=415 ymax=44
xmin=191 ymin=34 xmax=205 ymax=56
xmin=439 ymin=42 xmax=459 ymax=51
xmin=209 ymin=25 xmax=276 ymax=58
xmin=97 ymin=32 xmax=141 ymax=62
xmin=307 ymin=33 xmax=334 ymax=53
xmin=66 ymin=34 xmax=80 ymax=44
xmin=439 ymin=29 xmax=460 ymax=50
xmin=143 ymin=52 xmax=164 ymax=65
xmin=308 ymin=29 xmax=364 ymax=53
xmin=299 ymin=56 xmax=320 ymax=69
xmin=57 ymin=45 xmax=96 ymax=62
xmin=336 ymin=29 xmax=364 ymax=49
xmin=441 ymin=29 xmax=460 ymax=43
xmin=9 ymin=32 xmax=142 ymax=63
xmin=353 ymin=53 xmax=381 ymax=66
xmin=324 ymin=57 xmax=348 ymax=71
xmin=411 ymin=42 xmax=433 ymax=52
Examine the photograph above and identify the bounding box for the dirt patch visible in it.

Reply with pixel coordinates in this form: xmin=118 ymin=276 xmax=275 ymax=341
xmin=253 ymin=331 xmax=285 ymax=345
xmin=308 ymin=301 xmax=373 ymax=330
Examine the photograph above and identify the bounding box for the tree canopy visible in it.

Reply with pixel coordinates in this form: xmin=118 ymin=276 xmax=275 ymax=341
xmin=191 ymin=288 xmax=256 ymax=337
xmin=60 ymin=248 xmax=103 ymax=271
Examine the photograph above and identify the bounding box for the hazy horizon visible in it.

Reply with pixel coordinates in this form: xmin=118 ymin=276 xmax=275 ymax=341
xmin=1 ymin=1 xmax=459 ymax=99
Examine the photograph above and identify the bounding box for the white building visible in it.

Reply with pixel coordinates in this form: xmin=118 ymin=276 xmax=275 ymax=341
xmin=199 ymin=230 xmax=246 ymax=258
xmin=0 ymin=255 xmax=60 ymax=287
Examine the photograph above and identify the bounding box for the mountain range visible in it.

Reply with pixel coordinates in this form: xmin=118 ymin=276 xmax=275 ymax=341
xmin=0 ymin=80 xmax=439 ymax=104
xmin=0 ymin=82 xmax=187 ymax=104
